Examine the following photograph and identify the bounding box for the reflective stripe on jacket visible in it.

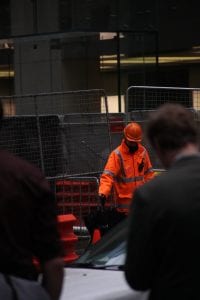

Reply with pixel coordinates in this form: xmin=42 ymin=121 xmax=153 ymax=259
xmin=99 ymin=139 xmax=155 ymax=211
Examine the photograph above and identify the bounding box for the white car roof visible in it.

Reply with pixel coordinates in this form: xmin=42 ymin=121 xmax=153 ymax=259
xmin=60 ymin=268 xmax=149 ymax=300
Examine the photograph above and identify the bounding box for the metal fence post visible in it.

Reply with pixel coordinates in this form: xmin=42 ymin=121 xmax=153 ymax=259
xmin=34 ymin=94 xmax=45 ymax=174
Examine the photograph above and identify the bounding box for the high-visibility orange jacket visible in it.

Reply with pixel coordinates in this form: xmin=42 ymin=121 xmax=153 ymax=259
xmin=99 ymin=139 xmax=155 ymax=213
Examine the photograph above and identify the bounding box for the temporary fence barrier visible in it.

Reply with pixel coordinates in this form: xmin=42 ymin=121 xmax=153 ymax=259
xmin=0 ymin=89 xmax=112 ymax=178
xmin=56 ymin=176 xmax=99 ymax=223
xmin=0 ymin=89 xmax=126 ymax=239
xmin=55 ymin=176 xmax=115 ymax=228
xmin=125 ymin=85 xmax=199 ymax=115
xmin=125 ymin=85 xmax=200 ymax=168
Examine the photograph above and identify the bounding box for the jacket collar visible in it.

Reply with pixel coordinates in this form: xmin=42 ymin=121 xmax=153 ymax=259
xmin=172 ymin=153 xmax=200 ymax=168
xmin=120 ymin=139 xmax=141 ymax=154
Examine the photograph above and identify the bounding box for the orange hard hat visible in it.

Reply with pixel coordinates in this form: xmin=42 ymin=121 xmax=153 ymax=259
xmin=124 ymin=122 xmax=142 ymax=142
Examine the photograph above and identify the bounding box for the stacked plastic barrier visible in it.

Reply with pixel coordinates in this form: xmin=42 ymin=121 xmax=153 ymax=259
xmin=57 ymin=214 xmax=79 ymax=263
xmin=56 ymin=177 xmax=100 ymax=227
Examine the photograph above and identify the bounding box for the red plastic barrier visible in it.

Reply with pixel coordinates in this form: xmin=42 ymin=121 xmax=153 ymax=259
xmin=92 ymin=228 xmax=101 ymax=244
xmin=56 ymin=180 xmax=97 ymax=223
xmin=57 ymin=214 xmax=79 ymax=263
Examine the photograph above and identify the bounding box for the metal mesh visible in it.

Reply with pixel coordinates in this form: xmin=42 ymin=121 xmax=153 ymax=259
xmin=0 ymin=89 xmax=111 ymax=178
xmin=126 ymin=86 xmax=195 ymax=112
xmin=7 ymin=89 xmax=108 ymax=115
xmin=125 ymin=86 xmax=200 ymax=169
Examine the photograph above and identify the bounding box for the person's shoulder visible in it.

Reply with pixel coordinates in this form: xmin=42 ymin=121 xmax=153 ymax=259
xmin=138 ymin=143 xmax=148 ymax=153
xmin=0 ymin=150 xmax=43 ymax=178
xmin=137 ymin=170 xmax=171 ymax=199
xmin=111 ymin=144 xmax=122 ymax=154
xmin=136 ymin=144 xmax=149 ymax=158
xmin=0 ymin=149 xmax=24 ymax=165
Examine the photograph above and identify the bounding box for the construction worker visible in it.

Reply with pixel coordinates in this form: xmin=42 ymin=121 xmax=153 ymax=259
xmin=98 ymin=122 xmax=155 ymax=214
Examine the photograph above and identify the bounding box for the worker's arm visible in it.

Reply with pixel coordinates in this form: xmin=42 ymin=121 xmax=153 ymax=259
xmin=144 ymin=151 xmax=155 ymax=182
xmin=42 ymin=257 xmax=64 ymax=300
xmin=99 ymin=151 xmax=120 ymax=197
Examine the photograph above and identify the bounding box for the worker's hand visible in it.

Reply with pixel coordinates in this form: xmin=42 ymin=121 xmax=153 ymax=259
xmin=99 ymin=194 xmax=106 ymax=208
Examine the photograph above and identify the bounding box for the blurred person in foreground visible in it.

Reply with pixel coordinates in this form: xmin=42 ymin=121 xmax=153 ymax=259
xmin=98 ymin=122 xmax=155 ymax=214
xmin=0 ymin=100 xmax=64 ymax=300
xmin=125 ymin=103 xmax=200 ymax=300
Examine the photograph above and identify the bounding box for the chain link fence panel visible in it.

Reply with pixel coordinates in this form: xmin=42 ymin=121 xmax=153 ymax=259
xmin=125 ymin=85 xmax=200 ymax=168
xmin=0 ymin=89 xmax=111 ymax=179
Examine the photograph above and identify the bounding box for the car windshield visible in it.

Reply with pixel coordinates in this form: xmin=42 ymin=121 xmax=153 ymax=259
xmin=73 ymin=218 xmax=128 ymax=269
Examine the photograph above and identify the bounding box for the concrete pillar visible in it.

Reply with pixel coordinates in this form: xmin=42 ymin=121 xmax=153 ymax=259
xmin=14 ymin=38 xmax=62 ymax=95
xmin=10 ymin=0 xmax=59 ymax=36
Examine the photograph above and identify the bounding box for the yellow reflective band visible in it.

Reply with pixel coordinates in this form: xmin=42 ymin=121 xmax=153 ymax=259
xmin=116 ymin=203 xmax=130 ymax=208
xmin=103 ymin=170 xmax=115 ymax=177
xmin=144 ymin=167 xmax=154 ymax=175
xmin=115 ymin=176 xmax=144 ymax=183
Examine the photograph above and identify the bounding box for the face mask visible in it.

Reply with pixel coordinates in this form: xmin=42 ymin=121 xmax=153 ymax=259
xmin=128 ymin=143 xmax=138 ymax=153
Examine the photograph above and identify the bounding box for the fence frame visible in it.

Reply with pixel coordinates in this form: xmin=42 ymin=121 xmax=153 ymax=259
xmin=0 ymin=88 xmax=113 ymax=178
xmin=125 ymin=85 xmax=200 ymax=123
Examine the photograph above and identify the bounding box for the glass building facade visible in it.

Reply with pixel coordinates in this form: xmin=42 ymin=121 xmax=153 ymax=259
xmin=0 ymin=0 xmax=200 ymax=112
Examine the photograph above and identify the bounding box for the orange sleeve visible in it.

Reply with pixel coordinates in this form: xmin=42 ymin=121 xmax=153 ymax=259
xmin=144 ymin=151 xmax=155 ymax=182
xmin=98 ymin=151 xmax=120 ymax=197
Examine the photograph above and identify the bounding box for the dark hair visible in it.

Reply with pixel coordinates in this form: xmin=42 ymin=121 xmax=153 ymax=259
xmin=147 ymin=103 xmax=198 ymax=151
xmin=0 ymin=100 xmax=3 ymax=127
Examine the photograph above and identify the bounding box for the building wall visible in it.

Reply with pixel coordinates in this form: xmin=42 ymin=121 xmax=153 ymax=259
xmin=10 ymin=0 xmax=59 ymax=36
xmin=1 ymin=0 xmax=200 ymax=99
xmin=14 ymin=38 xmax=62 ymax=94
